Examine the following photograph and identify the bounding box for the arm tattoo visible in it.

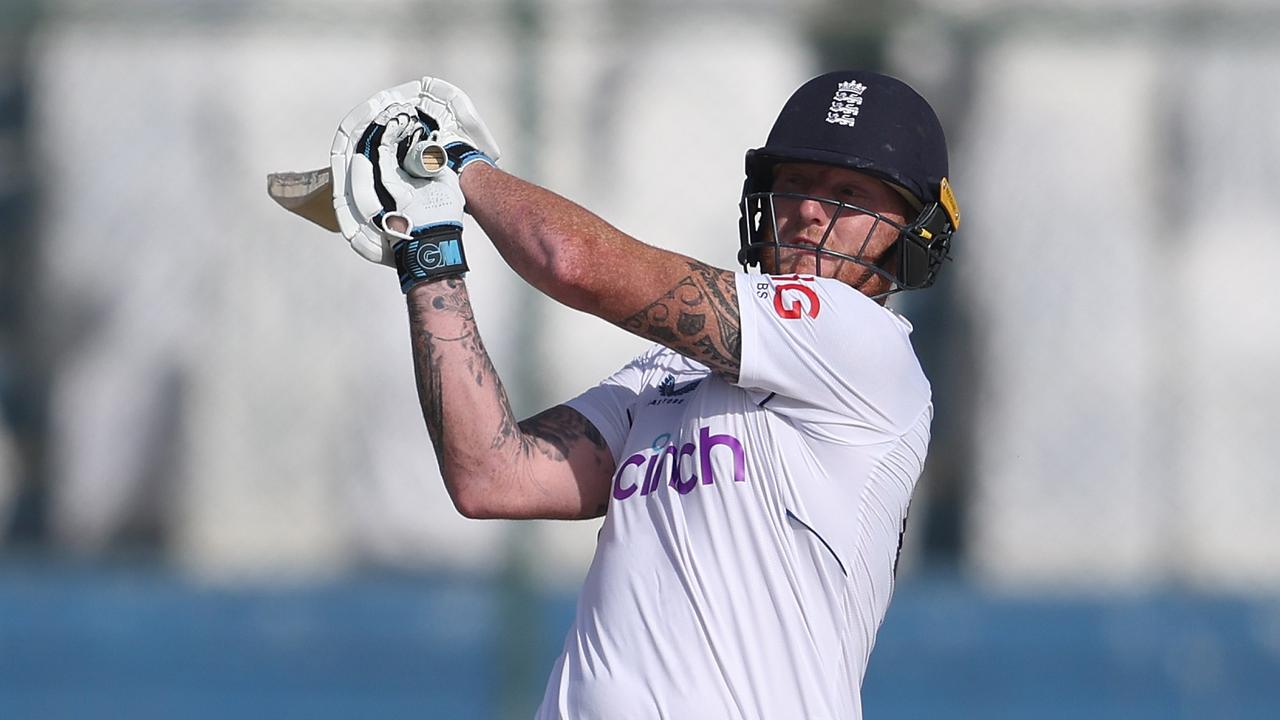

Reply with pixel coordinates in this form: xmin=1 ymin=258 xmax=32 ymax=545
xmin=519 ymin=405 xmax=612 ymax=518
xmin=621 ymin=261 xmax=742 ymax=381
xmin=408 ymin=280 xmax=613 ymax=519
xmin=407 ymin=277 xmax=512 ymax=466
xmin=518 ymin=405 xmax=608 ymax=462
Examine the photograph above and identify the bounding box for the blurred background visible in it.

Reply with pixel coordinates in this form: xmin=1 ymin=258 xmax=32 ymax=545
xmin=2 ymin=0 xmax=1279 ymax=717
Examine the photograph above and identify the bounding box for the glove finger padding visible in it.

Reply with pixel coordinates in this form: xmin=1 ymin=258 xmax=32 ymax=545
xmin=332 ymin=78 xmax=500 ymax=266
xmin=334 ymin=98 xmax=412 ymax=265
xmin=421 ymin=77 xmax=501 ymax=162
xmin=348 ymin=104 xmax=413 ymax=226
xmin=374 ymin=105 xmax=422 ymax=213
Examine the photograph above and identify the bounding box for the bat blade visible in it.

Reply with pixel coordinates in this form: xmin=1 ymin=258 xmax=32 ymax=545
xmin=267 ymin=167 xmax=340 ymax=232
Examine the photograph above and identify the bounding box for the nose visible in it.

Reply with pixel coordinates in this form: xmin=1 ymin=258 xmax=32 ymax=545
xmin=796 ymin=195 xmax=829 ymax=226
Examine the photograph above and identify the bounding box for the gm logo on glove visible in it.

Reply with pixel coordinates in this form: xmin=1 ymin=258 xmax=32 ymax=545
xmin=418 ymin=238 xmax=464 ymax=270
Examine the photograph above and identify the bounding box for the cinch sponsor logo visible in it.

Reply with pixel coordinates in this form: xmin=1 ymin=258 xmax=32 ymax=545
xmin=612 ymin=425 xmax=746 ymax=501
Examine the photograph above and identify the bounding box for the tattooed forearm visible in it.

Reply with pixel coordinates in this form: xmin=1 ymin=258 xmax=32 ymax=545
xmin=621 ymin=261 xmax=742 ymax=380
xmin=406 ymin=277 xmax=616 ymax=520
xmin=407 ymin=277 xmax=515 ymax=464
xmin=415 ymin=279 xmax=493 ymax=387
xmin=409 ymin=278 xmax=579 ymax=465
xmin=407 ymin=283 xmax=456 ymax=465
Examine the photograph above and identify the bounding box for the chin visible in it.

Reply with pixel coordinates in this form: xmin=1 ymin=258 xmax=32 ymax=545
xmin=777 ymin=252 xmax=832 ymax=278
xmin=759 ymin=246 xmax=801 ymax=269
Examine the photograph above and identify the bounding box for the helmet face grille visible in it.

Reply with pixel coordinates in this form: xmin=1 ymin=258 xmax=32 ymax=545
xmin=738 ymin=190 xmax=953 ymax=296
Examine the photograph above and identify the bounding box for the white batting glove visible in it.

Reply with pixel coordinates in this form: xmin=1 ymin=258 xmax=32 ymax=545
xmin=332 ymin=78 xmax=500 ymax=267
xmin=386 ymin=168 xmax=469 ymax=292
xmin=343 ymin=103 xmax=469 ymax=291
xmin=370 ymin=107 xmax=465 ymax=237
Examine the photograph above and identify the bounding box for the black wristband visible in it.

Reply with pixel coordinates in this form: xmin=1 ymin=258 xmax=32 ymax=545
xmin=393 ymin=224 xmax=468 ymax=293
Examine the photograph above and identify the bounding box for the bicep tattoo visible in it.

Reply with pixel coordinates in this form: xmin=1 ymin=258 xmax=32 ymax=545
xmin=518 ymin=405 xmax=609 ymax=462
xmin=620 ymin=261 xmax=742 ymax=381
xmin=518 ymin=405 xmax=614 ymax=518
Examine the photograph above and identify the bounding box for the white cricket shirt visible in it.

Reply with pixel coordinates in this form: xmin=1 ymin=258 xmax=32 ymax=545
xmin=535 ymin=273 xmax=933 ymax=720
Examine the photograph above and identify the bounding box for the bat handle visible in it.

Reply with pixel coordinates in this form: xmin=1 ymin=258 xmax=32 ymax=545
xmin=403 ymin=140 xmax=448 ymax=178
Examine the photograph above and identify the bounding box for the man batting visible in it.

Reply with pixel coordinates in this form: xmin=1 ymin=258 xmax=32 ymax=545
xmin=287 ymin=70 xmax=959 ymax=718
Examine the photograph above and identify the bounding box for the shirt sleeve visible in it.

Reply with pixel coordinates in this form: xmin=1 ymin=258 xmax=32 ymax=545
xmin=734 ymin=272 xmax=931 ymax=440
xmin=563 ymin=347 xmax=660 ymax=463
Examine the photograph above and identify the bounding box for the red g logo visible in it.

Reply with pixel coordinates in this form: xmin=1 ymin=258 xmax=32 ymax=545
xmin=773 ymin=282 xmax=820 ymax=319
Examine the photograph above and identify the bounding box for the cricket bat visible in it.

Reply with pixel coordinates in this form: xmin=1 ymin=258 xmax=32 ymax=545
xmin=266 ymin=167 xmax=340 ymax=232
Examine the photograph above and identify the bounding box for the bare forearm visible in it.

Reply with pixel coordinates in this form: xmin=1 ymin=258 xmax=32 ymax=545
xmin=406 ymin=277 xmax=613 ymax=519
xmin=406 ymin=278 xmax=523 ymax=514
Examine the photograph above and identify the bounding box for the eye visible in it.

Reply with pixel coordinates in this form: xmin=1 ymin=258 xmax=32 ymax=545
xmin=776 ymin=173 xmax=804 ymax=190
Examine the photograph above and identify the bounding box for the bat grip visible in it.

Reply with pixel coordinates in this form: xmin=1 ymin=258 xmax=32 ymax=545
xmin=403 ymin=140 xmax=448 ymax=178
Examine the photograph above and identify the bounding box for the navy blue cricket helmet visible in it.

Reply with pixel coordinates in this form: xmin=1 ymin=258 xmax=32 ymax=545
xmin=738 ymin=71 xmax=960 ymax=291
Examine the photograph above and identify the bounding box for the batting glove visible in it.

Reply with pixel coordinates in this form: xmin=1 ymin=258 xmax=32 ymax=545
xmin=346 ymin=104 xmax=469 ymax=291
xmin=332 ymin=77 xmax=500 ymax=267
